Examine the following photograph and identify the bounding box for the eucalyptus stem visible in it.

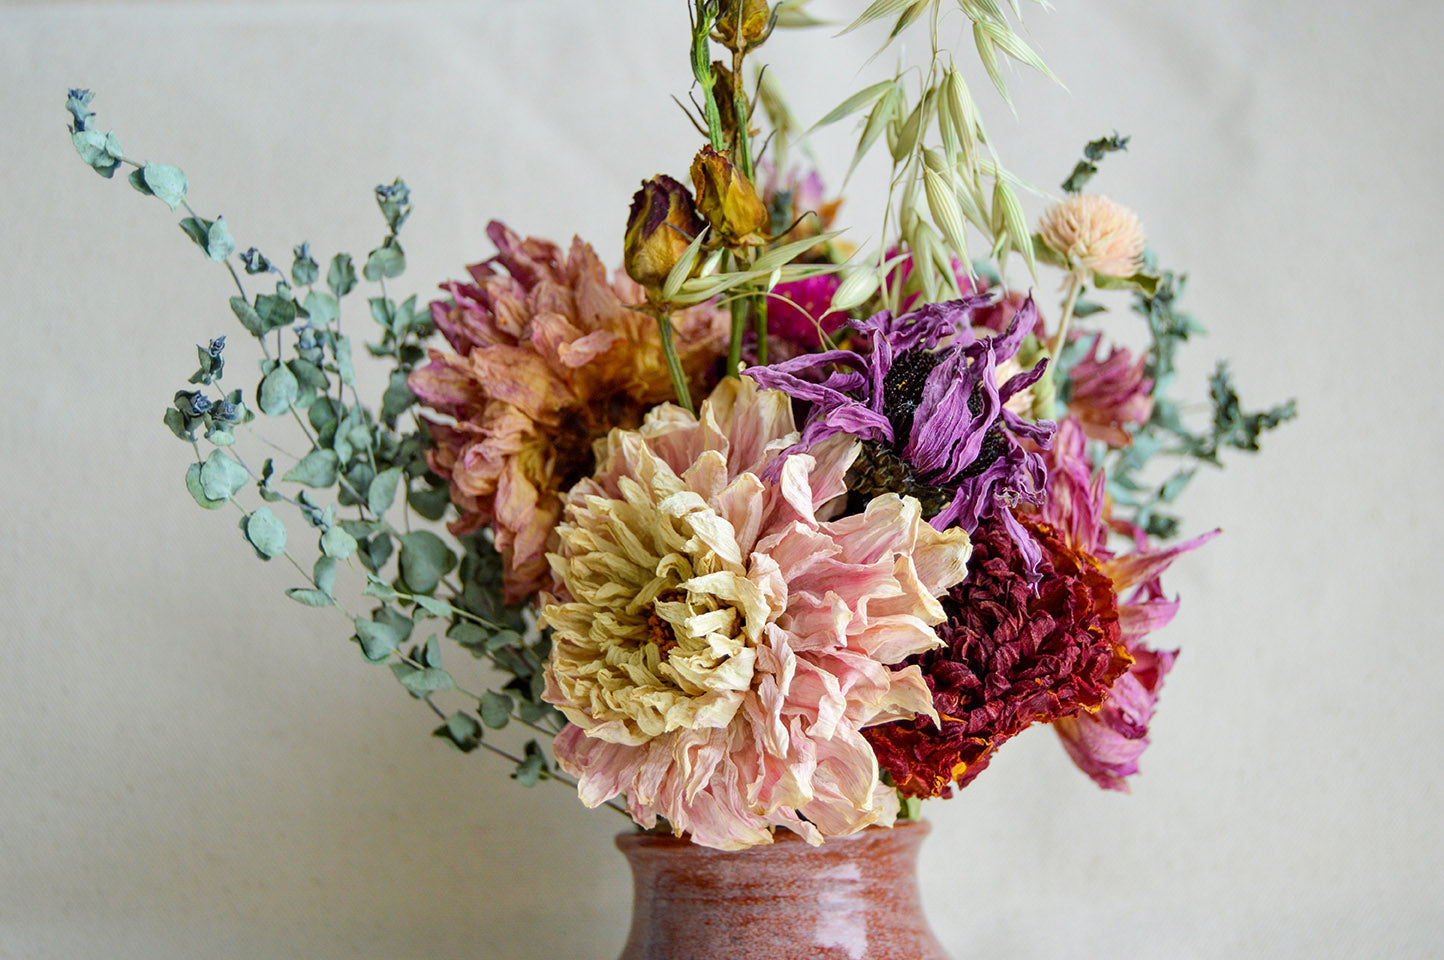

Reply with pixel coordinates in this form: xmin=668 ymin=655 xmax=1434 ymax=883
xmin=655 ymin=310 xmax=694 ymax=414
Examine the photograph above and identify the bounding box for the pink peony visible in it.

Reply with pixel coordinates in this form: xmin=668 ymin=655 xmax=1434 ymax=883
xmin=541 ymin=377 xmax=972 ymax=849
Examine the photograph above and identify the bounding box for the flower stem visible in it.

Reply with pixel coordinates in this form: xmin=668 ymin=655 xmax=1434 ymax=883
xmin=656 ymin=311 xmax=694 ymax=414
xmin=1050 ymin=271 xmax=1083 ymax=359
xmin=690 ymin=2 xmax=726 ymax=152
xmin=752 ymin=295 xmax=768 ymax=366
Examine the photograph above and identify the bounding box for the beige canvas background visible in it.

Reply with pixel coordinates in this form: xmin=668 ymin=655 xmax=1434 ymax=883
xmin=1 ymin=1 xmax=1440 ymax=957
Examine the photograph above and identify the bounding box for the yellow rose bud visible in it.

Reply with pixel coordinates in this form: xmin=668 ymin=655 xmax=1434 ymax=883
xmin=690 ymin=146 xmax=768 ymax=244
xmin=623 ymin=174 xmax=706 ymax=294
xmin=714 ymin=0 xmax=771 ymax=52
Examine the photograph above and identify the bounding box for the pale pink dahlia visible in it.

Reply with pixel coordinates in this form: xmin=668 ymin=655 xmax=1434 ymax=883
xmin=541 ymin=377 xmax=972 ymax=849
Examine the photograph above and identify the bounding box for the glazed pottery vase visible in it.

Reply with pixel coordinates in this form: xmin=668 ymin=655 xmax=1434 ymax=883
xmin=614 ymin=819 xmax=952 ymax=960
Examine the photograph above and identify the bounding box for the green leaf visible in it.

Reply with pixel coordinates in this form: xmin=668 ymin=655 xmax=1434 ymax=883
xmin=1094 ymin=271 xmax=1162 ymax=297
xmin=313 ymin=556 xmax=337 ymax=596
xmin=291 ymin=243 xmax=320 ymax=287
xmin=335 ymin=336 xmax=355 ymax=386
xmin=363 ymin=241 xmax=406 ymax=282
xmin=199 ymin=449 xmax=248 ymax=501
xmin=302 ymin=290 xmax=338 ymax=327
xmin=285 ymin=588 xmax=332 ymax=607
xmin=354 ymin=617 xmax=399 ymax=662
xmin=512 ymin=747 xmax=545 ymax=787
xmin=368 ymin=296 xmax=396 ymax=330
xmin=141 ymin=163 xmax=188 ymax=210
xmin=367 ymin=467 xmax=403 ymax=516
xmin=517 ymin=700 xmax=550 ymax=725
xmin=364 ymin=579 xmax=399 ymax=604
xmin=308 ymin=396 xmax=339 ymax=431
xmin=327 ymin=253 xmax=357 ymax=298
xmin=282 ymin=448 xmax=339 ymax=487
xmin=184 ymin=462 xmax=228 ymax=510
xmin=244 ymin=507 xmax=287 ymax=559
xmin=361 ymin=532 xmax=393 ymax=573
xmin=398 ymin=531 xmax=456 ymax=595
xmin=434 ymin=711 xmax=481 ymax=753
xmin=408 ymin=483 xmax=450 ymax=521
xmin=412 ymin=595 xmax=451 ymax=618
xmin=394 ymin=664 xmax=455 ymax=697
xmin=480 ymin=691 xmax=513 ymax=729
xmin=205 ymin=217 xmax=236 ymax=262
xmin=254 ymin=293 xmax=297 ymax=332
xmin=72 ymin=129 xmax=122 ymax=177
xmin=128 ymin=166 xmax=152 ymax=196
xmin=229 ymin=296 xmax=264 ymax=336
xmin=320 ymin=525 xmax=358 ymax=560
xmin=163 ymin=407 xmax=191 ymax=441
xmin=288 ymin=358 xmax=329 ymax=393
xmin=257 ymin=362 xmax=298 ymax=416
xmin=423 ymin=636 xmax=443 ymax=668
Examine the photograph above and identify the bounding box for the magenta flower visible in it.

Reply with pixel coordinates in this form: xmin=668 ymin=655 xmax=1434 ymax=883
xmin=745 ymin=295 xmax=1055 ymax=573
xmin=1066 ymin=334 xmax=1154 ymax=448
xmin=1039 ymin=418 xmax=1217 ymax=790
xmin=767 ymin=274 xmax=847 ymax=349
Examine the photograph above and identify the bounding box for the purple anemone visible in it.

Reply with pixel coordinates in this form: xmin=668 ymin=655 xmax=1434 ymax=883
xmin=746 ymin=295 xmax=1056 ymax=573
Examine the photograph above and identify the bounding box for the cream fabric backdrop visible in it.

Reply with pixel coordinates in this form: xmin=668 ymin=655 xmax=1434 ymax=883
xmin=2 ymin=1 xmax=1440 ymax=957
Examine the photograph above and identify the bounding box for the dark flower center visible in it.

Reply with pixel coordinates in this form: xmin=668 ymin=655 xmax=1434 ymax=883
xmin=881 ymin=346 xmax=1010 ymax=483
xmin=881 ymin=347 xmax=942 ymax=442
xmin=844 ymin=440 xmax=957 ymax=517
xmin=959 ymin=387 xmax=1010 ymax=481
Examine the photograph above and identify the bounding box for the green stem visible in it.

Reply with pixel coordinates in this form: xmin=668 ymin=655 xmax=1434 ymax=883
xmin=726 ymin=254 xmax=747 ymax=377
xmin=729 ymin=46 xmax=754 ymax=179
xmin=752 ymin=295 xmax=768 ymax=366
xmin=691 ymin=2 xmax=726 ymax=152
xmin=655 ymin=311 xmax=694 ymax=414
xmin=1050 ymin=271 xmax=1083 ymax=358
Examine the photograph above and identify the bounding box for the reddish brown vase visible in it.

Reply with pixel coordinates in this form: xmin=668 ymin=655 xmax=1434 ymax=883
xmin=614 ymin=819 xmax=953 ymax=960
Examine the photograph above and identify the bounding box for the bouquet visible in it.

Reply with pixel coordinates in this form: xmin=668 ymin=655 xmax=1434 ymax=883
xmin=69 ymin=0 xmax=1292 ymax=852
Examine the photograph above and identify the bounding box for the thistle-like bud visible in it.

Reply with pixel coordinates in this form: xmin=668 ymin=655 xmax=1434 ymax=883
xmin=713 ymin=0 xmax=771 ymax=53
xmin=690 ymin=147 xmax=768 ymax=244
xmin=624 ymin=174 xmax=706 ymax=294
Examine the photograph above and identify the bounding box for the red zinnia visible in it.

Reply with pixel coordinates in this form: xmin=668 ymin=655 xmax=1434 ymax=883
xmin=865 ymin=516 xmax=1132 ymax=798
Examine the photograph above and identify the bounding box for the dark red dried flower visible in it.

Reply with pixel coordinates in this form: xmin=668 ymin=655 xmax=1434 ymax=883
xmin=865 ymin=516 xmax=1132 ymax=798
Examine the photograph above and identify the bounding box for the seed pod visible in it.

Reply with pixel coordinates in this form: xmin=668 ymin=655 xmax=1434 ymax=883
xmin=714 ymin=0 xmax=771 ymax=53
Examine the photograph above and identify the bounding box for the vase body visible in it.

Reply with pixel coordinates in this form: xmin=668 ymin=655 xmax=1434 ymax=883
xmin=614 ymin=819 xmax=952 ymax=960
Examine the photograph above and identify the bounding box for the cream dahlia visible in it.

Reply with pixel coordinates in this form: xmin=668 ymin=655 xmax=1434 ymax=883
xmin=541 ymin=377 xmax=972 ymax=849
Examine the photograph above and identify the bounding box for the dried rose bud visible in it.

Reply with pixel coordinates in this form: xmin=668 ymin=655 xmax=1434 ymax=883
xmin=624 ymin=174 xmax=706 ymax=294
xmin=713 ymin=0 xmax=771 ymax=52
xmin=690 ymin=146 xmax=768 ymax=244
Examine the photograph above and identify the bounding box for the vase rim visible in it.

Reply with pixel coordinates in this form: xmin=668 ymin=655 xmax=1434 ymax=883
xmin=615 ymin=817 xmax=931 ymax=853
